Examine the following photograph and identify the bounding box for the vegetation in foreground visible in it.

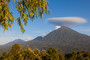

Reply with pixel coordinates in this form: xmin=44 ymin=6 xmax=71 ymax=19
xmin=0 ymin=44 xmax=90 ymax=60
xmin=0 ymin=0 xmax=50 ymax=33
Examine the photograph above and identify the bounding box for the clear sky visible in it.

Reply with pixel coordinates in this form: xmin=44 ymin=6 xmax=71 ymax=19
xmin=0 ymin=0 xmax=90 ymax=45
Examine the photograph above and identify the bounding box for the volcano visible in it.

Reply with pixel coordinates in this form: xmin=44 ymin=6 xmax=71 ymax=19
xmin=0 ymin=26 xmax=90 ymax=53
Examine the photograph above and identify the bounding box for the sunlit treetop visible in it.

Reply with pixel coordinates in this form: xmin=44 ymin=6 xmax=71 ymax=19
xmin=0 ymin=0 xmax=50 ymax=33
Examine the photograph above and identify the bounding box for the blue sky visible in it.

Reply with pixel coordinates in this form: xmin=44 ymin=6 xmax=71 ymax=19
xmin=0 ymin=0 xmax=90 ymax=45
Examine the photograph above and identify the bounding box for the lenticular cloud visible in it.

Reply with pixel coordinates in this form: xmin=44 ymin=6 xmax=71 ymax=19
xmin=47 ymin=17 xmax=87 ymax=26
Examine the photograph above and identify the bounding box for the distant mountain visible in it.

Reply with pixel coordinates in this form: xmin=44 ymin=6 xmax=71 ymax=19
xmin=6 ymin=39 xmax=25 ymax=45
xmin=0 ymin=26 xmax=90 ymax=54
xmin=24 ymin=26 xmax=90 ymax=53
xmin=0 ymin=39 xmax=25 ymax=55
xmin=33 ymin=36 xmax=43 ymax=40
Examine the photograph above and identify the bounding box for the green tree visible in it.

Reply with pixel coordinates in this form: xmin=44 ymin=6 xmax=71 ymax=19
xmin=0 ymin=45 xmax=90 ymax=60
xmin=40 ymin=50 xmax=51 ymax=60
xmin=24 ymin=45 xmax=42 ymax=60
xmin=8 ymin=44 xmax=23 ymax=60
xmin=69 ymin=51 xmax=77 ymax=60
xmin=59 ymin=50 xmax=65 ymax=60
xmin=47 ymin=47 xmax=59 ymax=60
xmin=0 ymin=0 xmax=14 ymax=31
xmin=0 ymin=52 xmax=8 ymax=60
xmin=76 ymin=51 xmax=84 ymax=60
xmin=0 ymin=0 xmax=50 ymax=33
xmin=33 ymin=48 xmax=41 ymax=55
xmin=84 ymin=57 xmax=90 ymax=60
xmin=76 ymin=51 xmax=90 ymax=60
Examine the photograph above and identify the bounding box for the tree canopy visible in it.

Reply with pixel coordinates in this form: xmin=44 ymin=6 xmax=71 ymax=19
xmin=0 ymin=44 xmax=90 ymax=60
xmin=0 ymin=0 xmax=50 ymax=33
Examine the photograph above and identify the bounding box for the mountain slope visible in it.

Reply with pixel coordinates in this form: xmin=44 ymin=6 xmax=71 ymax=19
xmin=24 ymin=26 xmax=90 ymax=53
xmin=6 ymin=39 xmax=25 ymax=45
xmin=0 ymin=26 xmax=90 ymax=54
xmin=33 ymin=36 xmax=43 ymax=40
xmin=0 ymin=39 xmax=25 ymax=55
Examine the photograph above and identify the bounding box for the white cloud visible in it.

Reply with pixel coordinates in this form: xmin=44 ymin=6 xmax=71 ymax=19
xmin=42 ymin=34 xmax=47 ymax=37
xmin=21 ymin=37 xmax=33 ymax=41
xmin=55 ymin=26 xmax=61 ymax=30
xmin=47 ymin=17 xmax=87 ymax=26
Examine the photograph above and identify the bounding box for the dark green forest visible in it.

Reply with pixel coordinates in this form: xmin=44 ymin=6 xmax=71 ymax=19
xmin=0 ymin=44 xmax=90 ymax=60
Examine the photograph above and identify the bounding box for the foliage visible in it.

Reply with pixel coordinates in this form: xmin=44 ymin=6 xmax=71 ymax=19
xmin=0 ymin=44 xmax=90 ymax=60
xmin=47 ymin=47 xmax=59 ymax=60
xmin=0 ymin=0 xmax=14 ymax=31
xmin=0 ymin=0 xmax=50 ymax=33
xmin=59 ymin=50 xmax=65 ymax=60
